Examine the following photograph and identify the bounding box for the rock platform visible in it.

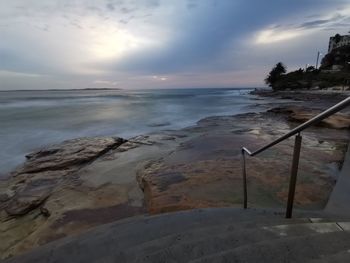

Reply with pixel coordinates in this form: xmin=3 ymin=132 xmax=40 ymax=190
xmin=1 ymin=92 xmax=349 ymax=259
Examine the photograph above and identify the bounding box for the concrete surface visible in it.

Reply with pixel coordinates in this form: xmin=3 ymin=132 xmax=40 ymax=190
xmin=3 ymin=207 xmax=350 ymax=263
xmin=326 ymin=144 xmax=350 ymax=216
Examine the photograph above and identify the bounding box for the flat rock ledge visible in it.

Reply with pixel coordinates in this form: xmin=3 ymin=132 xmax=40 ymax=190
xmin=0 ymin=135 xmax=157 ymax=259
xmin=19 ymin=137 xmax=126 ymax=175
xmin=136 ymin=111 xmax=349 ymax=214
xmin=268 ymin=106 xmax=350 ymax=129
xmin=2 ymin=137 xmax=126 ymax=217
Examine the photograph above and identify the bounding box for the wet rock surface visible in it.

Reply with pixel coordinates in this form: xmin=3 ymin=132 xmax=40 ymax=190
xmin=137 ymin=112 xmax=348 ymax=214
xmin=268 ymin=106 xmax=350 ymax=129
xmin=0 ymin=136 xmax=143 ymax=259
xmin=0 ymin=132 xmax=192 ymax=259
xmin=2 ymin=137 xmax=126 ymax=217
xmin=5 ymin=189 xmax=51 ymax=216
xmin=251 ymin=90 xmax=348 ymax=106
xmin=17 ymin=137 xmax=126 ymax=174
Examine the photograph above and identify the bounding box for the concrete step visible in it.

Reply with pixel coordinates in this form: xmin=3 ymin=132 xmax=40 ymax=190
xmin=190 ymin=231 xmax=350 ymax=263
xmin=118 ymin=218 xmax=311 ymax=262
xmin=3 ymin=208 xmax=302 ymax=263
xmin=3 ymin=207 xmax=346 ymax=263
xmin=307 ymin=250 xmax=350 ymax=262
xmin=133 ymin=222 xmax=345 ymax=263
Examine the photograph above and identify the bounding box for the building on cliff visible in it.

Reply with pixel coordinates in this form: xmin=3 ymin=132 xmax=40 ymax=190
xmin=328 ymin=34 xmax=350 ymax=53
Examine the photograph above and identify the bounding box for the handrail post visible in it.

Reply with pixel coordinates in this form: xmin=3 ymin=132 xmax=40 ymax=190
xmin=241 ymin=150 xmax=248 ymax=209
xmin=286 ymin=133 xmax=302 ymax=218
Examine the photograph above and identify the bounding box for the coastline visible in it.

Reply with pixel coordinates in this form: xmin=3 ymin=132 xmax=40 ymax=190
xmin=1 ymin=90 xmax=350 ymax=259
xmin=0 ymin=88 xmax=123 ymax=92
xmin=251 ymin=89 xmax=350 ymax=108
xmin=0 ymin=88 xmax=257 ymax=177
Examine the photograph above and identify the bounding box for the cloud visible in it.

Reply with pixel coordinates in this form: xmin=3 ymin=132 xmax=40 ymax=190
xmin=152 ymin=75 xmax=168 ymax=81
xmin=106 ymin=0 xmax=350 ymax=75
xmin=0 ymin=70 xmax=43 ymax=78
xmin=299 ymin=13 xmax=350 ymax=29
xmin=106 ymin=3 xmax=116 ymax=11
xmin=300 ymin=19 xmax=332 ymax=28
xmin=255 ymin=28 xmax=304 ymax=44
xmin=186 ymin=0 xmax=198 ymax=9
xmin=94 ymin=80 xmax=119 ymax=86
xmin=254 ymin=7 xmax=350 ymax=45
xmin=0 ymin=0 xmax=350 ymax=90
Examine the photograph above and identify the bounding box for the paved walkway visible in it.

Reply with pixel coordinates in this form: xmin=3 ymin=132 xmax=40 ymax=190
xmin=326 ymin=144 xmax=350 ymax=216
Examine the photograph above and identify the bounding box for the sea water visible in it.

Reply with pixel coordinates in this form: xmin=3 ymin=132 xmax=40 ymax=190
xmin=0 ymin=88 xmax=268 ymax=176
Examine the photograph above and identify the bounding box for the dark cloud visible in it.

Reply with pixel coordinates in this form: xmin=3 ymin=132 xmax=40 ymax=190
xmin=106 ymin=3 xmax=116 ymax=10
xmin=144 ymin=0 xmax=160 ymax=8
xmin=70 ymin=20 xmax=83 ymax=29
xmin=109 ymin=0 xmax=342 ymax=75
xmin=295 ymin=12 xmax=350 ymax=29
xmin=120 ymin=7 xmax=136 ymax=14
xmin=119 ymin=19 xmax=128 ymax=24
xmin=186 ymin=0 xmax=198 ymax=9
xmin=34 ymin=24 xmax=50 ymax=32
xmin=300 ymin=19 xmax=331 ymax=28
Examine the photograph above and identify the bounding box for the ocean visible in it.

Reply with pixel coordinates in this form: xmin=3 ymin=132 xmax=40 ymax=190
xmin=0 ymin=88 xmax=269 ymax=177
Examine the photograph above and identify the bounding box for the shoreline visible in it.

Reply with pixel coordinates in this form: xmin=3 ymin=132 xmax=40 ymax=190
xmin=0 ymin=88 xmax=123 ymax=92
xmin=0 ymin=87 xmax=257 ymax=92
xmin=251 ymin=89 xmax=349 ymax=106
xmin=1 ymin=90 xmax=350 ymax=259
xmin=0 ymin=88 xmax=258 ymax=177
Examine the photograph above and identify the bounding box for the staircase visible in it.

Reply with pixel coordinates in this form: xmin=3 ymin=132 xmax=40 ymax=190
xmin=4 ymin=207 xmax=350 ymax=263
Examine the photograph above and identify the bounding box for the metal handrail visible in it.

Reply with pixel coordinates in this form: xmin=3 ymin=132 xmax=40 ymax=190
xmin=241 ymin=96 xmax=350 ymax=218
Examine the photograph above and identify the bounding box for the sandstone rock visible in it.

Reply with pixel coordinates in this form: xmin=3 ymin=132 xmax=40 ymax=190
xmin=251 ymin=90 xmax=348 ymax=105
xmin=15 ymin=137 xmax=126 ymax=175
xmin=5 ymin=188 xmax=51 ymax=216
xmin=136 ymin=111 xmax=349 ymax=214
xmin=3 ymin=136 xmax=126 ymax=218
xmin=0 ymin=136 xmax=147 ymax=259
xmin=267 ymin=107 xmax=295 ymax=114
xmin=0 ymin=189 xmax=15 ymax=202
xmin=117 ymin=135 xmax=156 ymax=152
xmin=289 ymin=111 xmax=350 ymax=129
xmin=40 ymin=207 xmax=50 ymax=217
xmin=269 ymin=106 xmax=350 ymax=129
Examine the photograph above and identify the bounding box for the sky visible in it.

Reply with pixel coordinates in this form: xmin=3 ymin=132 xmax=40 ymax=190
xmin=0 ymin=0 xmax=350 ymax=90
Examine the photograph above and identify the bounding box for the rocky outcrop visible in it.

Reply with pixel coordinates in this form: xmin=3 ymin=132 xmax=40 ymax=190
xmin=5 ymin=188 xmax=51 ymax=216
xmin=1 ymin=137 xmax=126 ymax=218
xmin=251 ymin=90 xmax=348 ymax=105
xmin=0 ymin=134 xmax=176 ymax=259
xmin=268 ymin=106 xmax=350 ymax=129
xmin=16 ymin=137 xmax=126 ymax=175
xmin=137 ymin=112 xmax=349 ymax=214
xmin=289 ymin=111 xmax=350 ymax=129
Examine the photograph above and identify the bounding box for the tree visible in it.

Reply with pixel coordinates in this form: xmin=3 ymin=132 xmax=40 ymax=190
xmin=306 ymin=66 xmax=315 ymax=72
xmin=334 ymin=33 xmax=341 ymax=43
xmin=265 ymin=62 xmax=287 ymax=89
xmin=296 ymin=68 xmax=304 ymax=74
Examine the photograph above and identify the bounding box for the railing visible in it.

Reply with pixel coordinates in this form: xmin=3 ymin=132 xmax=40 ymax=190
xmin=241 ymin=96 xmax=350 ymax=218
